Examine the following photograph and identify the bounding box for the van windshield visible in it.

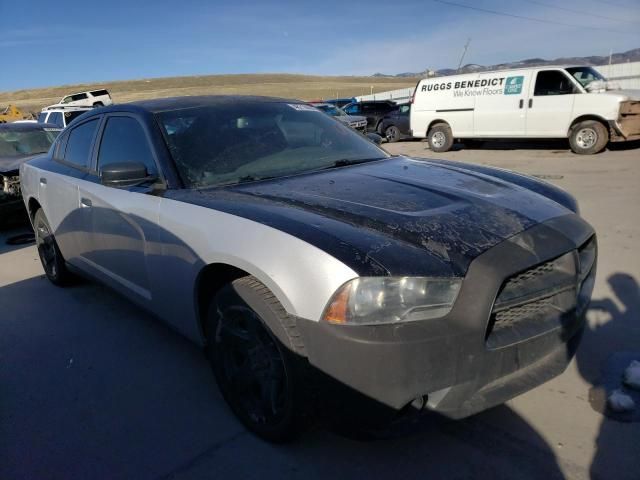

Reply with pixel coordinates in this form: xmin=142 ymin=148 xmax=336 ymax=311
xmin=565 ymin=67 xmax=606 ymax=88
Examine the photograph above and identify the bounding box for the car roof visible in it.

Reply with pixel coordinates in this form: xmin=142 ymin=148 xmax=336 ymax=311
xmin=0 ymin=122 xmax=61 ymax=132
xmin=124 ymin=95 xmax=304 ymax=114
xmin=43 ymin=105 xmax=94 ymax=112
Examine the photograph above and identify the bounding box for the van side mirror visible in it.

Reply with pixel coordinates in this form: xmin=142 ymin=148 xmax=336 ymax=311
xmin=100 ymin=161 xmax=156 ymax=188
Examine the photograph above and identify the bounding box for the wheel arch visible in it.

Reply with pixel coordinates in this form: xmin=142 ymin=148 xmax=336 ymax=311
xmin=27 ymin=197 xmax=42 ymax=223
xmin=427 ymin=119 xmax=450 ymax=135
xmin=568 ymin=114 xmax=609 ymax=136
xmin=193 ymin=262 xmax=304 ymax=354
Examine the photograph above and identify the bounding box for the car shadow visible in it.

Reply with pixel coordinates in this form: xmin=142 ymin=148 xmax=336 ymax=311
xmin=0 ymin=205 xmax=577 ymax=479
xmin=575 ymin=273 xmax=640 ymax=479
xmin=0 ymin=272 xmax=571 ymax=479
xmin=0 ymin=219 xmax=35 ymax=255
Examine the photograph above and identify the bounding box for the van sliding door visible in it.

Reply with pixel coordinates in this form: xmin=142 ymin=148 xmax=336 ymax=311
xmin=473 ymin=71 xmax=529 ymax=137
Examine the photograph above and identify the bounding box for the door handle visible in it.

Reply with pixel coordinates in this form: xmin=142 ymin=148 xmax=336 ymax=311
xmin=528 ymin=99 xmax=533 ymax=108
xmin=519 ymin=99 xmax=524 ymax=109
xmin=80 ymin=197 xmax=92 ymax=208
xmin=39 ymin=177 xmax=47 ymax=186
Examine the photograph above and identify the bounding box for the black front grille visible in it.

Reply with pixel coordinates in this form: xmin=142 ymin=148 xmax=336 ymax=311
xmin=486 ymin=236 xmax=596 ymax=349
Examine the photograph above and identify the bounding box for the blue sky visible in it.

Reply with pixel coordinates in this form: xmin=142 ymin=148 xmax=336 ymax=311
xmin=1 ymin=0 xmax=639 ymax=91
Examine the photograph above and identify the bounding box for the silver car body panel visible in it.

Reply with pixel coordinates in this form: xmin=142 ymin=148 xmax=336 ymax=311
xmin=21 ymin=165 xmax=359 ymax=344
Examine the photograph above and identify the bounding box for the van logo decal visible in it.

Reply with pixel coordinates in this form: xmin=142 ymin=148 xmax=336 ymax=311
xmin=504 ymin=76 xmax=524 ymax=95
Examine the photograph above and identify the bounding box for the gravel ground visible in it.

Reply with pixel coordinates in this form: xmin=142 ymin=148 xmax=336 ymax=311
xmin=1 ymin=139 xmax=639 ymax=479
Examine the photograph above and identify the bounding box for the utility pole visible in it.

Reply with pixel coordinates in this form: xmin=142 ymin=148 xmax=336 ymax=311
xmin=457 ymin=38 xmax=471 ymax=73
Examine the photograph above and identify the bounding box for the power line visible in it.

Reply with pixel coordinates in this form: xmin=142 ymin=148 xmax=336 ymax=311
xmin=523 ymin=0 xmax=638 ymax=24
xmin=430 ymin=0 xmax=632 ymax=33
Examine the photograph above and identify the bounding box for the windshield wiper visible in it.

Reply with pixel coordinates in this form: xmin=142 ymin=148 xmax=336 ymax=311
xmin=324 ymin=157 xmax=387 ymax=169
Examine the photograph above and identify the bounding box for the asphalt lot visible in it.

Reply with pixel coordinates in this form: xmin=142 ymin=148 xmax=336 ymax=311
xmin=1 ymin=140 xmax=639 ymax=479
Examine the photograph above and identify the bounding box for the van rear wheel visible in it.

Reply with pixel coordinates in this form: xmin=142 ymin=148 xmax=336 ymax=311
xmin=428 ymin=123 xmax=453 ymax=152
xmin=569 ymin=120 xmax=608 ymax=155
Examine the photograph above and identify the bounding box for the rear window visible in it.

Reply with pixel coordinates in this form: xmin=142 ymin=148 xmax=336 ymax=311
xmin=64 ymin=110 xmax=88 ymax=126
xmin=47 ymin=112 xmax=63 ymax=128
xmin=63 ymin=119 xmax=99 ymax=168
xmin=90 ymin=89 xmax=110 ymax=97
xmin=37 ymin=112 xmax=48 ymax=123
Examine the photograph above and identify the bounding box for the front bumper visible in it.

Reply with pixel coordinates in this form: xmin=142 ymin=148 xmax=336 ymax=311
xmin=609 ymin=100 xmax=640 ymax=142
xmin=299 ymin=214 xmax=595 ymax=418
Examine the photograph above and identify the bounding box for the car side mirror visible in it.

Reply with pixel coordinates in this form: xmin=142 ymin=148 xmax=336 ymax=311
xmin=100 ymin=161 xmax=156 ymax=188
xmin=366 ymin=133 xmax=383 ymax=145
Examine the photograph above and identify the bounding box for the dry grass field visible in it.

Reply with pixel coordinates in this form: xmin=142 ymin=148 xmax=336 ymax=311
xmin=0 ymin=74 xmax=420 ymax=114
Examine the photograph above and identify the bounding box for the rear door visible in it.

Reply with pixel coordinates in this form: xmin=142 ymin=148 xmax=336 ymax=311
xmin=77 ymin=114 xmax=162 ymax=303
xmin=39 ymin=117 xmax=101 ymax=265
xmin=473 ymin=71 xmax=530 ymax=136
xmin=525 ymin=69 xmax=577 ymax=137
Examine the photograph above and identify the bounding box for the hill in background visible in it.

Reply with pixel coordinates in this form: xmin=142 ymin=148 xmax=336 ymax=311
xmin=373 ymin=47 xmax=640 ymax=77
xmin=0 ymin=74 xmax=420 ymax=114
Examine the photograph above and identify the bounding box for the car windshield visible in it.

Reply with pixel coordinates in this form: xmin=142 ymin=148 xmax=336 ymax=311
xmin=0 ymin=129 xmax=59 ymax=157
xmin=314 ymin=104 xmax=345 ymax=117
xmin=157 ymin=102 xmax=388 ymax=188
xmin=565 ymin=67 xmax=607 ymax=88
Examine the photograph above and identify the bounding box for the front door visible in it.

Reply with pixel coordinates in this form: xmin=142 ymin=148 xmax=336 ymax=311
xmin=525 ymin=69 xmax=577 ymax=137
xmin=78 ymin=114 xmax=162 ymax=303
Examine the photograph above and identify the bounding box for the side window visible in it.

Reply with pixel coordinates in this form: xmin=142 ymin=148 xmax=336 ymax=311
xmin=97 ymin=116 xmax=157 ymax=175
xmin=47 ymin=112 xmax=63 ymax=128
xmin=37 ymin=112 xmax=47 ymax=123
xmin=344 ymin=104 xmax=360 ymax=115
xmin=64 ymin=119 xmax=99 ymax=168
xmin=72 ymin=93 xmax=88 ymax=101
xmin=53 ymin=131 xmax=69 ymax=161
xmin=534 ymin=71 xmax=576 ymax=96
xmin=399 ymin=105 xmax=410 ymax=115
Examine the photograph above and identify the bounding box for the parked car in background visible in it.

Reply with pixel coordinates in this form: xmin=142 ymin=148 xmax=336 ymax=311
xmin=0 ymin=123 xmax=60 ymax=221
xmin=21 ymin=95 xmax=596 ymax=442
xmin=379 ymin=104 xmax=413 ymax=142
xmin=38 ymin=106 xmax=93 ymax=129
xmin=325 ymin=98 xmax=356 ymax=109
xmin=52 ymin=89 xmax=113 ymax=108
xmin=309 ymin=102 xmax=367 ymax=132
xmin=411 ymin=65 xmax=640 ymax=154
xmin=343 ymin=100 xmax=399 ymax=133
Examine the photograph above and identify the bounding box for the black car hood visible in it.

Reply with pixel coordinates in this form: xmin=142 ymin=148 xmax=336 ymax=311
xmin=0 ymin=153 xmax=42 ymax=174
xmin=170 ymin=157 xmax=573 ymax=277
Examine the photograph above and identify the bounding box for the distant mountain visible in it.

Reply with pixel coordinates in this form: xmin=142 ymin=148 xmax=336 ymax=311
xmin=372 ymin=48 xmax=640 ymax=78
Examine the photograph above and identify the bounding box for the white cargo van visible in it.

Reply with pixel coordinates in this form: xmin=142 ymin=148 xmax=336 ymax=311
xmin=410 ymin=66 xmax=640 ymax=154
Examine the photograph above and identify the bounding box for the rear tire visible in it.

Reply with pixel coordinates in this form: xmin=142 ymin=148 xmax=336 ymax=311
xmin=33 ymin=208 xmax=74 ymax=286
xmin=205 ymin=276 xmax=310 ymax=442
xmin=385 ymin=125 xmax=401 ymax=143
xmin=428 ymin=123 xmax=454 ymax=152
xmin=93 ymin=102 xmax=104 ymax=107
xmin=569 ymin=120 xmax=608 ymax=155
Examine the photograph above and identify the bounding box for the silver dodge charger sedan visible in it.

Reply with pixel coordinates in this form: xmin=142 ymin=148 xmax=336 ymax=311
xmin=21 ymin=96 xmax=596 ymax=442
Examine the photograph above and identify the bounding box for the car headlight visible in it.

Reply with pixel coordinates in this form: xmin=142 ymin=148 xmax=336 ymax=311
xmin=323 ymin=277 xmax=462 ymax=325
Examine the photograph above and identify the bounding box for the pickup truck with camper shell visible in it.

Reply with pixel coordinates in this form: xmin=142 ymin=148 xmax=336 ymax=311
xmin=410 ymin=65 xmax=640 ymax=154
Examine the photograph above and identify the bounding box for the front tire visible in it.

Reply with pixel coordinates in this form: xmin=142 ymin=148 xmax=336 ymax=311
xmin=569 ymin=120 xmax=608 ymax=155
xmin=428 ymin=123 xmax=454 ymax=152
xmin=33 ymin=208 xmax=73 ymax=286
xmin=206 ymin=276 xmax=310 ymax=442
